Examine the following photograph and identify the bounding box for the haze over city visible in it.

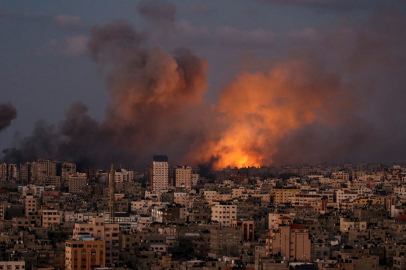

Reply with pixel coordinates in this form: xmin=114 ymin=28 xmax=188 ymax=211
xmin=1 ymin=0 xmax=406 ymax=170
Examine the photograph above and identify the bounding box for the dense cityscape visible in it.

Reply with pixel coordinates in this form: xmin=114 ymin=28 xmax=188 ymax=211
xmin=0 ymin=157 xmax=405 ymax=269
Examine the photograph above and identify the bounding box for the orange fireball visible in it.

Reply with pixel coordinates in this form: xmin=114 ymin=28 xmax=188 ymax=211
xmin=194 ymin=59 xmax=350 ymax=170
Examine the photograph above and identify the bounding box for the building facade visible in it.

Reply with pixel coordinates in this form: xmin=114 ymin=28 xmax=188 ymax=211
xmin=211 ymin=203 xmax=237 ymax=227
xmin=65 ymin=238 xmax=105 ymax=270
xmin=72 ymin=217 xmax=119 ymax=266
xmin=266 ymin=223 xmax=311 ymax=262
xmin=152 ymin=155 xmax=169 ymax=194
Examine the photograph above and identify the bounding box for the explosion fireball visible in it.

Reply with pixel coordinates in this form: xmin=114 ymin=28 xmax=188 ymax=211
xmin=195 ymin=60 xmax=351 ymax=170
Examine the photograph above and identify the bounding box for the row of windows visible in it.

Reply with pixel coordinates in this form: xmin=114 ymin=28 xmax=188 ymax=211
xmin=77 ymin=227 xmax=118 ymax=231
xmin=43 ymin=212 xmax=58 ymax=215
xmin=66 ymin=244 xmax=104 ymax=249
xmin=0 ymin=266 xmax=25 ymax=269
xmin=213 ymin=218 xmax=232 ymax=223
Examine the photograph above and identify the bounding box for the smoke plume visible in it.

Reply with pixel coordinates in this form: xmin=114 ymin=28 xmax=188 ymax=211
xmin=193 ymin=9 xmax=406 ymax=169
xmin=88 ymin=22 xmax=208 ymax=165
xmin=0 ymin=103 xmax=17 ymax=133
xmin=3 ymin=6 xmax=406 ymax=170
xmin=193 ymin=57 xmax=355 ymax=169
xmin=3 ymin=21 xmax=208 ymax=169
xmin=2 ymin=102 xmax=138 ymax=168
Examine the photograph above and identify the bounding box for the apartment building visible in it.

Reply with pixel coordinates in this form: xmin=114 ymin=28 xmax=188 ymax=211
xmin=211 ymin=203 xmax=237 ymax=227
xmin=65 ymin=238 xmax=105 ymax=270
xmin=271 ymin=188 xmax=300 ymax=204
xmin=72 ymin=217 xmax=119 ymax=266
xmin=266 ymin=223 xmax=311 ymax=261
xmin=152 ymin=155 xmax=169 ymax=194
xmin=174 ymin=166 xmax=192 ymax=190
xmin=68 ymin=173 xmax=88 ymax=194
xmin=25 ymin=195 xmax=40 ymax=216
xmin=40 ymin=207 xmax=61 ymax=228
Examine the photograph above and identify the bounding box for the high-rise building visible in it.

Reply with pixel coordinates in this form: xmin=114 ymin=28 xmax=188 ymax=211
xmin=8 ymin=164 xmax=18 ymax=179
xmin=0 ymin=163 xmax=18 ymax=180
xmin=20 ymin=162 xmax=31 ymax=183
xmin=174 ymin=165 xmax=192 ymax=190
xmin=32 ymin=159 xmax=57 ymax=182
xmin=109 ymin=164 xmax=116 ymax=224
xmin=152 ymin=155 xmax=169 ymax=194
xmin=0 ymin=163 xmax=8 ymax=180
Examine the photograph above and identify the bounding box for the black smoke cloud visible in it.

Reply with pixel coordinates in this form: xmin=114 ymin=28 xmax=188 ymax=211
xmin=88 ymin=21 xmax=208 ymax=166
xmin=0 ymin=103 xmax=17 ymax=133
xmin=2 ymin=103 xmax=137 ymax=169
xmin=2 ymin=20 xmax=208 ymax=170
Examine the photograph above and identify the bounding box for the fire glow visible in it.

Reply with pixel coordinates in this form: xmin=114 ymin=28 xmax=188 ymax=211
xmin=194 ymin=60 xmax=350 ymax=170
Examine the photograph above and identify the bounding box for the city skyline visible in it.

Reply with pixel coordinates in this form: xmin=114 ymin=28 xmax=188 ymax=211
xmin=0 ymin=154 xmax=405 ymax=269
xmin=1 ymin=1 xmax=406 ymax=169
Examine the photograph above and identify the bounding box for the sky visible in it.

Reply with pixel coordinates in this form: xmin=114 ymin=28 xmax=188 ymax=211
xmin=1 ymin=0 xmax=406 ymax=170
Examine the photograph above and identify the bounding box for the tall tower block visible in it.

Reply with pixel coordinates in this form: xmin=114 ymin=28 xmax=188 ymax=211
xmin=109 ymin=163 xmax=116 ymax=223
xmin=152 ymin=155 xmax=169 ymax=194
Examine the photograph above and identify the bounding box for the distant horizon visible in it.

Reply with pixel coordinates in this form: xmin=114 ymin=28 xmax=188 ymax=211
xmin=0 ymin=157 xmax=403 ymax=173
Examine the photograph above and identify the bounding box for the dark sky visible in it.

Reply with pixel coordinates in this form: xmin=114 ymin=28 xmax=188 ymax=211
xmin=1 ymin=0 xmax=406 ymax=169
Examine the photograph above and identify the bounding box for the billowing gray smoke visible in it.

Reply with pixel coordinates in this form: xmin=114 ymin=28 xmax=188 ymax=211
xmin=0 ymin=103 xmax=17 ymax=133
xmin=273 ymin=11 xmax=406 ymax=166
xmin=2 ymin=102 xmax=137 ymax=168
xmin=87 ymin=21 xmax=208 ymax=166
xmin=2 ymin=20 xmax=208 ymax=169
